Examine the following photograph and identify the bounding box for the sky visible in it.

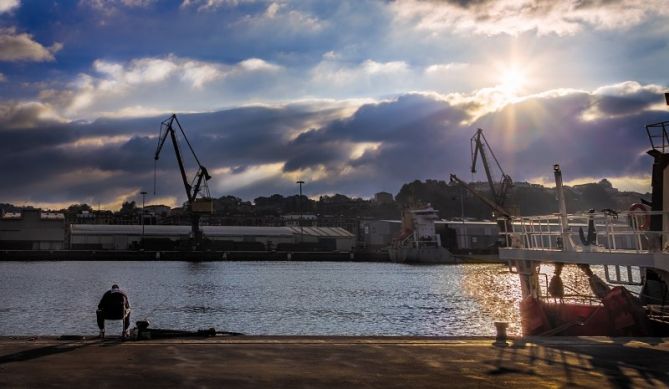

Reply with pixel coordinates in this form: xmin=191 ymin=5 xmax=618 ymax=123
xmin=0 ymin=0 xmax=668 ymax=210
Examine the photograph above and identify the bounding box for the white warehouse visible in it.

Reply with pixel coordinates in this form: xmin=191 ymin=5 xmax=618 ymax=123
xmin=69 ymin=224 xmax=355 ymax=251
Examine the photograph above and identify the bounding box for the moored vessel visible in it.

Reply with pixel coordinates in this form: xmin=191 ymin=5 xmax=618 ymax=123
xmin=388 ymin=206 xmax=458 ymax=263
xmin=499 ymin=119 xmax=669 ymax=336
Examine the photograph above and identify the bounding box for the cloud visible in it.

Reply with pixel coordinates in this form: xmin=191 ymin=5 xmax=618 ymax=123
xmin=583 ymin=81 xmax=666 ymax=120
xmin=180 ymin=0 xmax=254 ymax=11
xmin=0 ymin=81 xmax=666 ymax=206
xmin=424 ymin=63 xmax=468 ymax=75
xmin=237 ymin=58 xmax=281 ymax=73
xmin=0 ymin=0 xmax=19 ymax=13
xmin=256 ymin=2 xmax=324 ymax=32
xmin=79 ymin=0 xmax=157 ymax=22
xmin=310 ymin=58 xmax=411 ymax=95
xmin=0 ymin=101 xmax=67 ymax=128
xmin=0 ymin=28 xmax=62 ymax=62
xmin=58 ymin=55 xmax=283 ymax=118
xmin=390 ymin=0 xmax=669 ymax=36
xmin=30 ymin=51 xmax=496 ymax=121
xmin=80 ymin=0 xmax=155 ymax=11
xmin=0 ymin=101 xmax=356 ymax=206
xmin=182 ymin=0 xmax=325 ymax=33
xmin=84 ymin=0 xmax=155 ymax=6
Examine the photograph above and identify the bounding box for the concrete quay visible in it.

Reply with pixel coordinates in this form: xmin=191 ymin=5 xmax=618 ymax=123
xmin=0 ymin=249 xmax=368 ymax=262
xmin=1 ymin=336 xmax=668 ymax=388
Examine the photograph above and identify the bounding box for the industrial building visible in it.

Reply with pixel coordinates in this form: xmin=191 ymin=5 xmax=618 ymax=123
xmin=359 ymin=219 xmax=500 ymax=254
xmin=0 ymin=209 xmax=66 ymax=250
xmin=0 ymin=208 xmax=498 ymax=256
xmin=69 ymin=224 xmax=355 ymax=252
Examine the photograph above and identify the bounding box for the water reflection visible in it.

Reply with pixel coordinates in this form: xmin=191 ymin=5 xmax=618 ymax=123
xmin=0 ymin=261 xmax=527 ymax=336
xmin=460 ymin=263 xmax=522 ymax=335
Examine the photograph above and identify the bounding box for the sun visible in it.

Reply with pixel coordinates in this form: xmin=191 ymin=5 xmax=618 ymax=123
xmin=499 ymin=66 xmax=527 ymax=94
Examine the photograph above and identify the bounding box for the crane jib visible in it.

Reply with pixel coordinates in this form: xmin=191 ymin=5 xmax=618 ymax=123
xmin=153 ymin=113 xmax=214 ymax=247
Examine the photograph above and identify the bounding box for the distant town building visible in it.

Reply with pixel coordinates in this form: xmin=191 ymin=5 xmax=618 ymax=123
xmin=144 ymin=205 xmax=171 ymax=218
xmin=73 ymin=210 xmax=115 ymax=225
xmin=373 ymin=192 xmax=394 ymax=204
xmin=282 ymin=214 xmax=317 ymax=227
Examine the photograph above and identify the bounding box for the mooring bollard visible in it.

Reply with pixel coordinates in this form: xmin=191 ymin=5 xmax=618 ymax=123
xmin=494 ymin=321 xmax=509 ymax=346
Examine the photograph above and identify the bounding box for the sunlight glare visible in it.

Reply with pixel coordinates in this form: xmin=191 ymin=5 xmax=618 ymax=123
xmin=499 ymin=67 xmax=526 ymax=94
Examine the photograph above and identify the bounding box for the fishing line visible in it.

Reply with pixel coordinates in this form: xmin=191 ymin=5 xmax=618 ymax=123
xmin=143 ymin=292 xmax=173 ymax=320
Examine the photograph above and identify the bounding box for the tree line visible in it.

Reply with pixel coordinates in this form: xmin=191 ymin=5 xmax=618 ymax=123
xmin=0 ymin=178 xmax=648 ymax=221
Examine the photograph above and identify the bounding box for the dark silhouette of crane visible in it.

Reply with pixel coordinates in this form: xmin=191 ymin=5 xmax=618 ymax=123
xmin=450 ymin=128 xmax=513 ymax=218
xmin=470 ymin=128 xmax=513 ymax=209
xmin=154 ymin=114 xmax=213 ymax=248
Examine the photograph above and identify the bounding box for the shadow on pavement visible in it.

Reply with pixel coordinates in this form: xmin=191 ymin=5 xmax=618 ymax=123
xmin=0 ymin=339 xmax=104 ymax=365
xmin=488 ymin=337 xmax=669 ymax=388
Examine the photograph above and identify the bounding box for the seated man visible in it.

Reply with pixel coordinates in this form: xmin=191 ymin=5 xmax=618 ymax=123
xmin=96 ymin=284 xmax=131 ymax=338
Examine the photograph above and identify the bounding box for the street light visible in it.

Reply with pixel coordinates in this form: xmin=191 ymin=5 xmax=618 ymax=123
xmin=140 ymin=191 xmax=147 ymax=247
xmin=296 ymin=180 xmax=304 ymax=243
xmin=460 ymin=185 xmax=466 ymax=249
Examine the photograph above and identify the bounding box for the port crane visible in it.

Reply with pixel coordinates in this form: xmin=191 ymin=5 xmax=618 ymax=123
xmin=154 ymin=114 xmax=213 ymax=248
xmin=450 ymin=128 xmax=513 ymax=218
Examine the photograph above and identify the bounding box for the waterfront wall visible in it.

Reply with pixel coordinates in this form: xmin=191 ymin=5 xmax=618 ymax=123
xmin=0 ymin=249 xmax=380 ymax=262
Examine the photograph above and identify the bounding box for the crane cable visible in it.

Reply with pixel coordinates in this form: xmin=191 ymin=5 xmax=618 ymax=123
xmin=153 ymin=158 xmax=157 ymax=196
xmin=171 ymin=115 xmax=204 ymax=167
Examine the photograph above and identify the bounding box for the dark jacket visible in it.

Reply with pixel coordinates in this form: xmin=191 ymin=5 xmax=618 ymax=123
xmin=98 ymin=289 xmax=130 ymax=319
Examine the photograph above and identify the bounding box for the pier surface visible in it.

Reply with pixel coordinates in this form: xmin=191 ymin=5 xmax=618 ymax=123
xmin=1 ymin=336 xmax=668 ymax=388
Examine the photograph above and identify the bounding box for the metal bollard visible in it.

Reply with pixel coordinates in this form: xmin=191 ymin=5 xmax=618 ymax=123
xmin=494 ymin=321 xmax=509 ymax=346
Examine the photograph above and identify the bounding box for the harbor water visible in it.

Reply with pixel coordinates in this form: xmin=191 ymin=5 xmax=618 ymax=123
xmin=0 ymin=261 xmax=524 ymax=336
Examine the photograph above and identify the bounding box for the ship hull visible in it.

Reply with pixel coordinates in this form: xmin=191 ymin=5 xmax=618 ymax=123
xmin=521 ymin=286 xmax=669 ymax=336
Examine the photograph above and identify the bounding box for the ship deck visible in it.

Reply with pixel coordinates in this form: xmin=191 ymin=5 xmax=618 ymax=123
xmin=1 ymin=336 xmax=668 ymax=388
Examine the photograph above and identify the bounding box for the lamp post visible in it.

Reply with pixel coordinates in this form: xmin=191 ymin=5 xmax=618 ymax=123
xmin=140 ymin=191 xmax=147 ymax=247
xmin=460 ymin=185 xmax=466 ymax=249
xmin=296 ymin=180 xmax=304 ymax=243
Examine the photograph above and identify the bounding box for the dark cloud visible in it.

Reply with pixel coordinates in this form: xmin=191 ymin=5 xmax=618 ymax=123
xmin=594 ymin=90 xmax=661 ymax=116
xmin=0 ymin=85 xmax=666 ymax=206
xmin=473 ymin=91 xmax=666 ymax=181
xmin=428 ymin=0 xmax=493 ymax=8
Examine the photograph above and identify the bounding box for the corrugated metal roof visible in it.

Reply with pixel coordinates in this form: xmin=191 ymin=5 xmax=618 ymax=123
xmin=376 ymin=219 xmax=499 ymax=226
xmin=285 ymin=226 xmax=354 ymax=238
xmin=202 ymin=226 xmax=294 ymax=237
xmin=70 ymin=224 xmax=354 ymax=238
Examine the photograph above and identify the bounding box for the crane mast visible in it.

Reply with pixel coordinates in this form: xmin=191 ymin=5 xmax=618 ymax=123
xmin=471 ymin=129 xmax=497 ymax=201
xmin=154 ymin=114 xmax=213 ymax=247
xmin=450 ymin=128 xmax=513 ymax=219
xmin=470 ymin=128 xmax=513 ymax=210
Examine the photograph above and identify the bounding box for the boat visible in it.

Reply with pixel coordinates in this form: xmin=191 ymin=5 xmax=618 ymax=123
xmin=388 ymin=206 xmax=458 ymax=263
xmin=498 ymin=118 xmax=669 ymax=336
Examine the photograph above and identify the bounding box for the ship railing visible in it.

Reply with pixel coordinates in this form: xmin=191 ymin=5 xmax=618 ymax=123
xmin=648 ymin=305 xmax=669 ymax=324
xmin=499 ymin=209 xmax=669 ymax=254
xmin=537 ymin=272 xmax=604 ymax=306
xmin=646 ymin=120 xmax=669 ymax=153
xmin=398 ymin=231 xmax=415 ymax=247
xmin=394 ymin=232 xmax=440 ymax=248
